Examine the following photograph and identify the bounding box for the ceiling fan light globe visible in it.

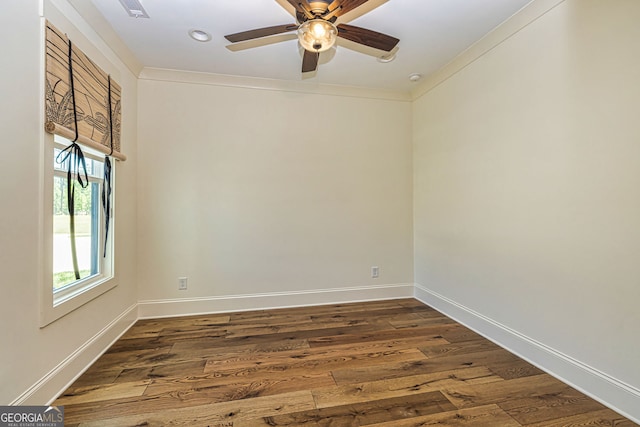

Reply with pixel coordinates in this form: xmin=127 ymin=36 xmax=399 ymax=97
xmin=298 ymin=19 xmax=337 ymax=53
xmin=311 ymin=21 xmax=327 ymax=37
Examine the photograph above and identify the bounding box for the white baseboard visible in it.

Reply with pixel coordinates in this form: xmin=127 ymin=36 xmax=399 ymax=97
xmin=138 ymin=283 xmax=414 ymax=319
xmin=11 ymin=304 xmax=138 ymax=406
xmin=414 ymin=283 xmax=640 ymax=424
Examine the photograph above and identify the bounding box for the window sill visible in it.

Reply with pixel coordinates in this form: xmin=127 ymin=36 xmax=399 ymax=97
xmin=41 ymin=276 xmax=117 ymax=328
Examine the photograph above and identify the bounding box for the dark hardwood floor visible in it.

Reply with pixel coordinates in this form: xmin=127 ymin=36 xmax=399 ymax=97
xmin=55 ymin=299 xmax=637 ymax=426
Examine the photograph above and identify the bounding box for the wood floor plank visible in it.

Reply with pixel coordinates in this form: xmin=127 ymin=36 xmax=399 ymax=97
xmin=227 ymin=300 xmax=407 ymax=321
xmin=143 ymin=372 xmax=335 ymax=399
xmin=155 ymin=313 xmax=316 ymax=339
xmin=310 ymin=306 xmax=441 ymax=324
xmin=312 ymin=366 xmax=502 ymax=409
xmin=67 ymin=366 xmax=122 ymax=387
xmin=525 ymin=408 xmax=639 ymax=427
xmin=234 ymin=391 xmax=456 ymax=426
xmin=202 ymin=337 xmax=448 ymax=373
xmin=89 ymin=345 xmax=194 ymax=371
xmin=331 ymin=348 xmax=519 ymax=385
xmin=203 ymin=347 xmax=428 ymax=377
xmin=93 ymin=345 xmax=173 ymax=364
xmin=498 ymin=388 xmax=610 ymax=425
xmin=366 ymin=404 xmax=522 ymax=426
xmin=397 ymin=299 xmax=435 ymax=308
xmin=419 ymin=340 xmax=502 ymax=359
xmin=53 ymin=299 xmax=638 ymax=426
xmin=112 ymin=359 xmax=207 ymax=383
xmin=437 ymin=326 xmax=486 ymax=343
xmin=62 ymin=377 xmax=330 ymax=424
xmin=106 ymin=331 xmax=227 ymax=352
xmin=120 ymin=315 xmax=230 ymax=340
xmin=75 ymin=390 xmax=316 ymax=427
xmin=55 ymin=380 xmax=151 ymax=405
xmin=222 ymin=317 xmax=370 ymax=339
xmin=440 ymin=374 xmax=569 ymax=409
xmin=307 ymin=325 xmax=462 ymax=348
xmin=489 ymin=358 xmax=545 ymax=380
xmin=61 ymin=394 xmax=177 ymax=424
xmin=170 ymin=338 xmax=311 ymax=361
xmin=132 ymin=314 xmax=231 ymax=330
xmin=388 ymin=315 xmax=458 ymax=328
xmin=170 ymin=323 xmax=381 ymax=352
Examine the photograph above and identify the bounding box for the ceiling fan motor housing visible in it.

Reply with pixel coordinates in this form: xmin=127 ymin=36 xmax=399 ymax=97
xmin=308 ymin=1 xmax=332 ymax=15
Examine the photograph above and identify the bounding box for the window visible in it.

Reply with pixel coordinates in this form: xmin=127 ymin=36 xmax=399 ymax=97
xmin=41 ymin=22 xmax=125 ymax=326
xmin=53 ymin=137 xmax=112 ymax=303
xmin=41 ymin=135 xmax=116 ymax=326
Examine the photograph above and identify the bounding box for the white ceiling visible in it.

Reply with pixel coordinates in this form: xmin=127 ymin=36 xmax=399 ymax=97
xmin=89 ymin=0 xmax=532 ymax=94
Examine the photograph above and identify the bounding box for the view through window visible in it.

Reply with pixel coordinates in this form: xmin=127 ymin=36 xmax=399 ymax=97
xmin=53 ymin=137 xmax=111 ymax=300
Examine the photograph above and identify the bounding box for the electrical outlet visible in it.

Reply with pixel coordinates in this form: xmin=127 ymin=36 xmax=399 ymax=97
xmin=178 ymin=277 xmax=188 ymax=290
xmin=371 ymin=266 xmax=379 ymax=278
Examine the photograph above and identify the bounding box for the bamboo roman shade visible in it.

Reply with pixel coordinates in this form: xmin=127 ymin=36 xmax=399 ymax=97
xmin=45 ymin=21 xmax=126 ymax=161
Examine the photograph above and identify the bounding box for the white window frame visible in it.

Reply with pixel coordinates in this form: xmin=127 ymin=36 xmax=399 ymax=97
xmin=40 ymin=134 xmax=116 ymax=327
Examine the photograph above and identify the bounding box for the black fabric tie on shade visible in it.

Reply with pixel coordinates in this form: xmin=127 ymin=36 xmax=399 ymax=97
xmin=57 ymin=38 xmax=88 ymax=281
xmin=102 ymin=157 xmax=112 ymax=257
xmin=102 ymin=75 xmax=114 ymax=258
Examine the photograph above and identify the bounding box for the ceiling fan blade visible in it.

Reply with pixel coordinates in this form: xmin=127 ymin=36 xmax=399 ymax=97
xmin=327 ymin=0 xmax=341 ymax=10
xmin=337 ymin=37 xmax=398 ymax=58
xmin=302 ymin=50 xmax=319 ymax=73
xmin=337 ymin=23 xmax=399 ymax=52
xmin=274 ymin=0 xmax=297 ymax=17
xmin=335 ymin=0 xmax=388 ymax=24
xmin=332 ymin=0 xmax=368 ymax=16
xmin=225 ymin=24 xmax=298 ymax=43
xmin=226 ymin=33 xmax=298 ymax=52
xmin=284 ymin=0 xmax=311 ymax=16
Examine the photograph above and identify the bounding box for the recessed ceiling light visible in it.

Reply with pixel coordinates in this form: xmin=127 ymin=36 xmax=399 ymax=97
xmin=409 ymin=73 xmax=422 ymax=82
xmin=189 ymin=29 xmax=212 ymax=42
xmin=118 ymin=0 xmax=149 ymax=18
xmin=377 ymin=53 xmax=396 ymax=63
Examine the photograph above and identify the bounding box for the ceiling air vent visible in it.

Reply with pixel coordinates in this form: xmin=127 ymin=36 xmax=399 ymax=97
xmin=118 ymin=0 xmax=150 ymax=18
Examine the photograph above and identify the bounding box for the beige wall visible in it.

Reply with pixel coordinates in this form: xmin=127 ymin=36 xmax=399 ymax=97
xmin=0 ymin=0 xmax=138 ymax=404
xmin=413 ymin=0 xmax=640 ymax=415
xmin=137 ymin=74 xmax=414 ymax=302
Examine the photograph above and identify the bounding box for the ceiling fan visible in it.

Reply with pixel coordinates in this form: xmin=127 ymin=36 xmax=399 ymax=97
xmin=224 ymin=0 xmax=400 ymax=73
